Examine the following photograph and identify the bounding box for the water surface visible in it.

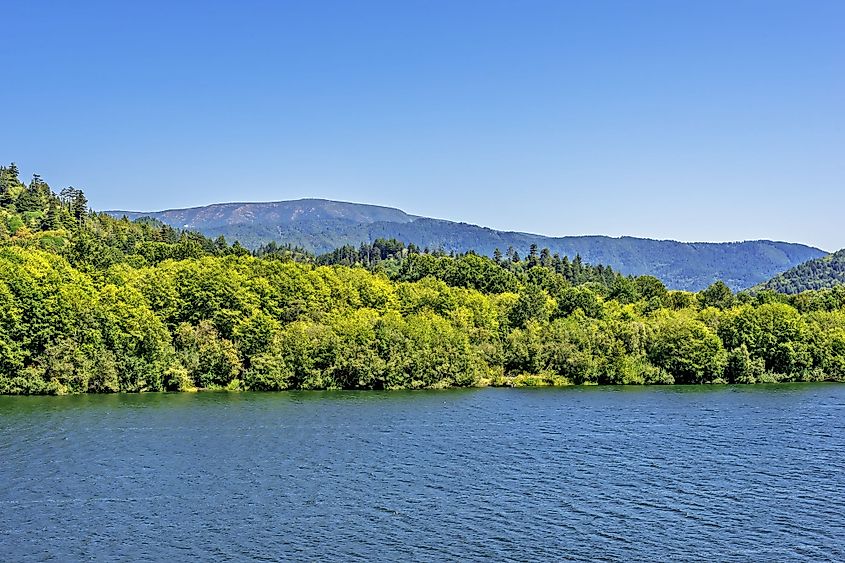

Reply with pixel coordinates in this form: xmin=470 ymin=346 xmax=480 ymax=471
xmin=1 ymin=385 xmax=844 ymax=561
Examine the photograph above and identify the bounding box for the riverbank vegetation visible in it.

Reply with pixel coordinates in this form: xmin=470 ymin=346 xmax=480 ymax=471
xmin=2 ymin=164 xmax=845 ymax=394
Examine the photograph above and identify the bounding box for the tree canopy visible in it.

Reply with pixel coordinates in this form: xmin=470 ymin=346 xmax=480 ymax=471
xmin=2 ymin=164 xmax=844 ymax=394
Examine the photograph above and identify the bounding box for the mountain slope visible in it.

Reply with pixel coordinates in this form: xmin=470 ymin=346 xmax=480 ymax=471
xmin=107 ymin=199 xmax=826 ymax=291
xmin=755 ymin=249 xmax=845 ymax=294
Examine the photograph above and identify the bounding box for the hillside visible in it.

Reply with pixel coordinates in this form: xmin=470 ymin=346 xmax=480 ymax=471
xmin=108 ymin=199 xmax=825 ymax=291
xmin=3 ymin=162 xmax=845 ymax=396
xmin=755 ymin=249 xmax=845 ymax=294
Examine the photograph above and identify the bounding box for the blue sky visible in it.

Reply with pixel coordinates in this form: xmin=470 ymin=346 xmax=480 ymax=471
xmin=2 ymin=1 xmax=843 ymax=250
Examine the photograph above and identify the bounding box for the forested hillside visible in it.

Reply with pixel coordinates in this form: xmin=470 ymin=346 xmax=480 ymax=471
xmin=0 ymin=164 xmax=249 ymax=269
xmin=3 ymin=164 xmax=845 ymax=395
xmin=109 ymin=200 xmax=825 ymax=292
xmin=755 ymin=249 xmax=845 ymax=294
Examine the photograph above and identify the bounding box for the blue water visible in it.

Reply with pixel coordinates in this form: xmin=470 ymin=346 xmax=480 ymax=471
xmin=1 ymin=385 xmax=844 ymax=561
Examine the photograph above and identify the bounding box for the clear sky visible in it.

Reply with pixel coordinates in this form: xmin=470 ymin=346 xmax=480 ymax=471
xmin=2 ymin=1 xmax=843 ymax=250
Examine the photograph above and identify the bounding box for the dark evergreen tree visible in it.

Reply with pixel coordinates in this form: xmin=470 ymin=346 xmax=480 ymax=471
xmin=72 ymin=191 xmax=89 ymax=223
xmin=41 ymin=203 xmax=60 ymax=230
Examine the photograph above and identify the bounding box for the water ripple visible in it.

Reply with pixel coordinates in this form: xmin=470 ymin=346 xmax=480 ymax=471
xmin=1 ymin=385 xmax=844 ymax=561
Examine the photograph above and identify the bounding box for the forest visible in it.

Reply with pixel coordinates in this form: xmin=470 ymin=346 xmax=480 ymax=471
xmin=756 ymin=248 xmax=845 ymax=294
xmin=2 ymin=163 xmax=845 ymax=394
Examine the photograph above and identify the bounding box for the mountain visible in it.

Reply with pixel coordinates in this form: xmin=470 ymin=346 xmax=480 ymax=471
xmin=754 ymin=249 xmax=845 ymax=294
xmin=106 ymin=199 xmax=826 ymax=292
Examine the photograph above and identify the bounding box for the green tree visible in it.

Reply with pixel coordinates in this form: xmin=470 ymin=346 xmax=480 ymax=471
xmin=174 ymin=321 xmax=242 ymax=389
xmin=72 ymin=191 xmax=88 ymax=223
xmin=725 ymin=344 xmax=764 ymax=383
xmin=508 ymin=284 xmax=550 ymax=328
xmin=555 ymin=286 xmax=603 ymax=319
xmin=698 ymin=281 xmax=735 ymax=310
xmin=648 ymin=314 xmax=727 ymax=383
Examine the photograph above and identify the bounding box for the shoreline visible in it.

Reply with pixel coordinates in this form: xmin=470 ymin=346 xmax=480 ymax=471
xmin=3 ymin=377 xmax=843 ymax=397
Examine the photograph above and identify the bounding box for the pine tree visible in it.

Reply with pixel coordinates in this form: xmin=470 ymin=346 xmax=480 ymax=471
xmin=561 ymin=256 xmax=572 ymax=281
xmin=573 ymin=254 xmax=583 ymax=281
xmin=0 ymin=167 xmax=10 ymax=205
xmin=41 ymin=203 xmax=60 ymax=230
xmin=59 ymin=186 xmax=78 ymax=204
xmin=72 ymin=191 xmax=89 ymax=223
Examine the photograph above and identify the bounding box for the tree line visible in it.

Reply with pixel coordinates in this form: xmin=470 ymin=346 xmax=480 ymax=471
xmin=1 ymin=163 xmax=844 ymax=394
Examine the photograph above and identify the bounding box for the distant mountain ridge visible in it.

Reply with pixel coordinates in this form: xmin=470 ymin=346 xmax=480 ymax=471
xmin=106 ymin=199 xmax=826 ymax=292
xmin=755 ymin=249 xmax=845 ymax=294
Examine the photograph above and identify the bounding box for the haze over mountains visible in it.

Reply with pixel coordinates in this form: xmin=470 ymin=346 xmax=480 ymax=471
xmin=107 ymin=199 xmax=825 ymax=292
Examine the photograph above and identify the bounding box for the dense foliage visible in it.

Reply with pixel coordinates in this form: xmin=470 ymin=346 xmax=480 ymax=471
xmin=756 ymin=249 xmax=845 ymax=294
xmin=2 ymin=164 xmax=845 ymax=394
xmin=0 ymin=164 xmax=249 ymax=271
